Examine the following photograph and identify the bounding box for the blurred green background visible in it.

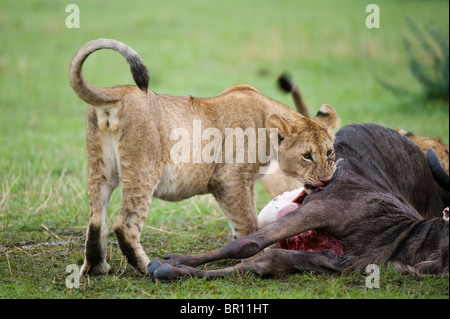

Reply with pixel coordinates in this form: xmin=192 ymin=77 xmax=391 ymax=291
xmin=0 ymin=0 xmax=448 ymax=299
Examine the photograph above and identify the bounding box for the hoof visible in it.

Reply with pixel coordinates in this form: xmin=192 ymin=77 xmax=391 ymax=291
xmin=154 ymin=264 xmax=173 ymax=279
xmin=146 ymin=258 xmax=161 ymax=276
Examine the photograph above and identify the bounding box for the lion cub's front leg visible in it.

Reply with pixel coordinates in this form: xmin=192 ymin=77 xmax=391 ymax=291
xmin=212 ymin=178 xmax=258 ymax=238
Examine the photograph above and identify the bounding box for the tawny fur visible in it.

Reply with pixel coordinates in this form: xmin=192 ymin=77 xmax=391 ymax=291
xmin=69 ymin=39 xmax=340 ymax=275
xmin=395 ymin=128 xmax=449 ymax=173
xmin=147 ymin=124 xmax=449 ymax=279
xmin=263 ymin=74 xmax=449 ymax=198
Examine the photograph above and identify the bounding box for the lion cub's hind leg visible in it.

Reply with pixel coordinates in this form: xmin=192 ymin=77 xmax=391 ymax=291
xmin=81 ymin=108 xmax=120 ymax=275
xmin=112 ymin=137 xmax=163 ymax=274
xmin=81 ymin=179 xmax=117 ymax=275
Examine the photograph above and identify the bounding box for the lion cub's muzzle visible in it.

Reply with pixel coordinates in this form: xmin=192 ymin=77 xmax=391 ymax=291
xmin=304 ymin=164 xmax=336 ymax=193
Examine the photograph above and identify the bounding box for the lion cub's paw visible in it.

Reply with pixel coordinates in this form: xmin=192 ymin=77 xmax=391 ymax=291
xmin=80 ymin=261 xmax=111 ymax=276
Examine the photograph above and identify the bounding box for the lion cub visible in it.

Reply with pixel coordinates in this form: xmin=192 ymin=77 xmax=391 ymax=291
xmin=69 ymin=39 xmax=339 ymax=274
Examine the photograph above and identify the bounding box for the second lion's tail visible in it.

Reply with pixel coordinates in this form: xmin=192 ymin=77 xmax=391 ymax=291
xmin=69 ymin=38 xmax=149 ymax=106
xmin=277 ymin=74 xmax=311 ymax=119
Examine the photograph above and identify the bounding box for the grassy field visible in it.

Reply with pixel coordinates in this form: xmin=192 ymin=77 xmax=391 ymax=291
xmin=0 ymin=0 xmax=448 ymax=301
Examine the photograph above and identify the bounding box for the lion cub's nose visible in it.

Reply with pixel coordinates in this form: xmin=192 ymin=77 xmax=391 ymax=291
xmin=319 ymin=175 xmax=333 ymax=184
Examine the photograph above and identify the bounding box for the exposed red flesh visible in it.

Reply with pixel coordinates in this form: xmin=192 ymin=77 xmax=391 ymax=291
xmin=278 ymin=229 xmax=344 ymax=256
xmin=276 ymin=189 xmax=344 ymax=256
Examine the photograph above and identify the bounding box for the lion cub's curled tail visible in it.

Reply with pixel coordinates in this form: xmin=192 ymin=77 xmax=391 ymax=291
xmin=69 ymin=38 xmax=149 ymax=106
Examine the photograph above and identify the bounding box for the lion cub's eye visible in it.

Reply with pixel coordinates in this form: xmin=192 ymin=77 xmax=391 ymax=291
xmin=302 ymin=153 xmax=312 ymax=160
xmin=327 ymin=150 xmax=333 ymax=157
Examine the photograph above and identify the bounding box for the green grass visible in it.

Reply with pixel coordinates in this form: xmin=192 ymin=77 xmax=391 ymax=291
xmin=0 ymin=0 xmax=448 ymax=299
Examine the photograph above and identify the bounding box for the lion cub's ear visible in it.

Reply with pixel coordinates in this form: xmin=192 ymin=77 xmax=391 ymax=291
xmin=314 ymin=104 xmax=340 ymax=134
xmin=267 ymin=114 xmax=291 ymax=144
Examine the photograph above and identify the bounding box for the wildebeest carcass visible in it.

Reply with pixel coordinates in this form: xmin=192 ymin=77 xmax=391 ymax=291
xmin=147 ymin=123 xmax=449 ymax=279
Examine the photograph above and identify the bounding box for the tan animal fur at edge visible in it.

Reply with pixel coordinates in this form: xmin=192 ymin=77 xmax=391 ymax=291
xmin=69 ymin=39 xmax=340 ymax=275
xmin=395 ymin=128 xmax=449 ymax=173
xmin=263 ymin=74 xmax=449 ymax=197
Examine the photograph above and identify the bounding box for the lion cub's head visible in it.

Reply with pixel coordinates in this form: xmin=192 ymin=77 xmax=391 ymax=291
xmin=267 ymin=104 xmax=339 ymax=193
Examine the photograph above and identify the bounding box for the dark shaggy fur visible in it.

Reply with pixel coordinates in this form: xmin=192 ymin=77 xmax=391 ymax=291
xmin=147 ymin=124 xmax=449 ymax=279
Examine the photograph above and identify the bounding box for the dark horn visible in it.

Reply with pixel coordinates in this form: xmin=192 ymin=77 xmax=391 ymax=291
xmin=427 ymin=147 xmax=449 ymax=191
